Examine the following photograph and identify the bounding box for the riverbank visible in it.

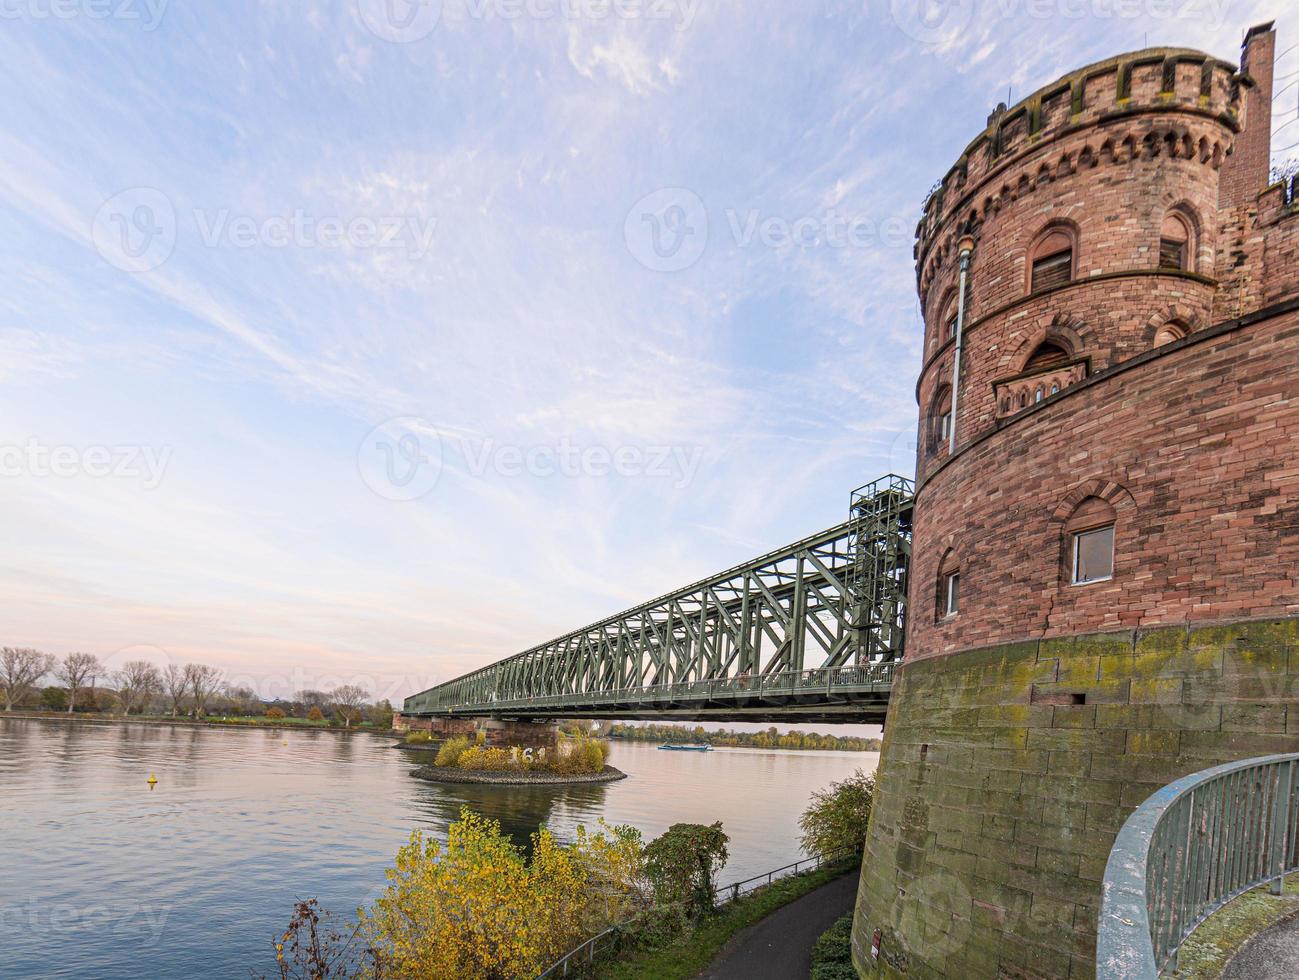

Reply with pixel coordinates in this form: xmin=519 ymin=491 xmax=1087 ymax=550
xmin=598 ymin=861 xmax=857 ymax=980
xmin=0 ymin=710 xmax=396 ymax=737
xmin=411 ymin=763 xmax=627 ymax=785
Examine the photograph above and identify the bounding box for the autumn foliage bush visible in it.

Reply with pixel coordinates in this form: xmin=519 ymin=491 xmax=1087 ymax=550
xmin=265 ymin=706 xmax=286 ymax=720
xmin=433 ymin=735 xmax=471 ymax=765
xmin=430 ymin=732 xmax=610 ymax=776
xmin=358 ymin=808 xmax=649 ymax=978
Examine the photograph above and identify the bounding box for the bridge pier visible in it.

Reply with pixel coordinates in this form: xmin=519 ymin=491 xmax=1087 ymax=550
xmin=392 ymin=713 xmax=559 ymax=753
xmin=391 ymin=713 xmax=476 ymax=737
xmin=478 ymin=719 xmax=560 ymax=753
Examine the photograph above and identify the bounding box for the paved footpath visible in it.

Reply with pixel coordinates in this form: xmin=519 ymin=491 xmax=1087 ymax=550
xmin=1223 ymin=913 xmax=1299 ymax=979
xmin=696 ymin=872 xmax=858 ymax=980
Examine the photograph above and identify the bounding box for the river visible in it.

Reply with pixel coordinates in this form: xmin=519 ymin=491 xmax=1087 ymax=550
xmin=0 ymin=717 xmax=876 ymax=979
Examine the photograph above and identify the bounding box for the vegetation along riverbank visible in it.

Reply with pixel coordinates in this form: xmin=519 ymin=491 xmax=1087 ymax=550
xmin=406 ymin=731 xmax=625 ymax=784
xmin=607 ymin=722 xmax=881 ymax=752
xmin=264 ymin=768 xmax=876 ymax=979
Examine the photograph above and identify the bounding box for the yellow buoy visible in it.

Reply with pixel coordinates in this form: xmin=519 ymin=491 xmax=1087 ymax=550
xmin=147 ymin=773 xmax=158 ymax=787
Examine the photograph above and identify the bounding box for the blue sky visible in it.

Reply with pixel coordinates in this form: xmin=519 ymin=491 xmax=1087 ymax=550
xmin=0 ymin=0 xmax=1291 ymax=709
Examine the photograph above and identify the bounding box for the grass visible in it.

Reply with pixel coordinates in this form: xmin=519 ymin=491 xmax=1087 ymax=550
xmin=1169 ymin=876 xmax=1299 ymax=979
xmin=597 ymin=860 xmax=856 ymax=980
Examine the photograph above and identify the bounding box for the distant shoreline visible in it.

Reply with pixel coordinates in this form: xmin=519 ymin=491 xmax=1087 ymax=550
xmin=0 ymin=711 xmax=396 ymax=737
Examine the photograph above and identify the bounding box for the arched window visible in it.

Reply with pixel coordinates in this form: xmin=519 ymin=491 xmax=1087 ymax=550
xmin=941 ymin=293 xmax=959 ymax=341
xmin=1024 ymin=341 xmax=1071 ymax=371
xmin=1029 ymin=228 xmax=1075 ymax=292
xmin=1159 ymin=212 xmax=1193 ymax=271
xmin=1065 ymin=496 xmax=1116 ymax=585
xmin=1154 ymin=320 xmax=1187 ymax=347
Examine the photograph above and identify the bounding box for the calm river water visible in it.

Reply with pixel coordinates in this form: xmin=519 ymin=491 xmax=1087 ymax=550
xmin=0 ymin=717 xmax=876 ymax=979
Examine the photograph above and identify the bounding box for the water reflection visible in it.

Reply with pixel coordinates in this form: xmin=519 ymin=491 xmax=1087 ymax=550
xmin=0 ymin=718 xmax=875 ymax=980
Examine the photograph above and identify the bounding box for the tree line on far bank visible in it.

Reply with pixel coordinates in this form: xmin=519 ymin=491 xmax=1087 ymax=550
xmin=0 ymin=647 xmax=392 ymax=729
xmin=606 ymin=721 xmax=881 ymax=752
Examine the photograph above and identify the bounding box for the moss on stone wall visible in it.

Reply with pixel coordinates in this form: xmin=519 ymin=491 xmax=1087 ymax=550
xmin=851 ymin=616 xmax=1299 ymax=979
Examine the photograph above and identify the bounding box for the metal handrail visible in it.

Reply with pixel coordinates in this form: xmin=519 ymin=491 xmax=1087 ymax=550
xmin=536 ymin=848 xmax=856 ymax=978
xmin=1097 ymin=753 xmax=1299 ymax=978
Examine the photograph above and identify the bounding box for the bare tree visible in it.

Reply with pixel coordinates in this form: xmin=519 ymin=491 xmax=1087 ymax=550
xmin=297 ymin=689 xmax=329 ymax=712
xmin=1 ymin=648 xmax=54 ymax=711
xmin=57 ymin=652 xmax=101 ymax=714
xmin=115 ymin=661 xmax=162 ymax=716
xmin=163 ymin=664 xmax=188 ymax=717
xmin=186 ymin=664 xmax=223 ymax=718
xmin=330 ymin=685 xmax=369 ymax=729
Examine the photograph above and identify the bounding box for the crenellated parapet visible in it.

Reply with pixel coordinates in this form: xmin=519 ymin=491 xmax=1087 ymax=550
xmin=915 ymin=48 xmax=1248 ymax=307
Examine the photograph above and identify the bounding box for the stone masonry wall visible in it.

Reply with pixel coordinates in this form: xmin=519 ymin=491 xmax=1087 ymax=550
xmin=853 ymin=616 xmax=1299 ymax=980
xmin=909 ymin=303 xmax=1299 ymax=660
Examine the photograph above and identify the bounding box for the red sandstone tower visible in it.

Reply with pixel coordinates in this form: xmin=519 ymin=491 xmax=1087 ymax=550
xmin=855 ymin=24 xmax=1299 ymax=979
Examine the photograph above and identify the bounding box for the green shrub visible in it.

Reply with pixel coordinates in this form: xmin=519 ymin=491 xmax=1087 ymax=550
xmin=434 ymin=734 xmax=469 ymax=763
xmin=799 ymin=769 xmax=875 ymax=859
xmin=644 ymin=822 xmax=729 ymax=917
xmin=811 ymin=914 xmax=856 ymax=980
xmin=40 ymin=686 xmax=68 ymax=711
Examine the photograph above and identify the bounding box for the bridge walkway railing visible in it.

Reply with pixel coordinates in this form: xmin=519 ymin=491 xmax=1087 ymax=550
xmin=422 ymin=663 xmax=894 ymax=716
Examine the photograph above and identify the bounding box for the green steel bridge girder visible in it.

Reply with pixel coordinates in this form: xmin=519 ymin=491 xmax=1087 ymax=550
xmin=403 ymin=475 xmax=913 ymax=723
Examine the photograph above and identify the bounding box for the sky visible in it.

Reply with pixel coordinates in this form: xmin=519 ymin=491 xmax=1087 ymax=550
xmin=0 ymin=0 xmax=1293 ymax=719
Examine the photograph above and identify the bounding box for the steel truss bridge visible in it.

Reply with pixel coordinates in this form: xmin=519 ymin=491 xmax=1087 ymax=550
xmin=403 ymin=475 xmax=912 ymax=724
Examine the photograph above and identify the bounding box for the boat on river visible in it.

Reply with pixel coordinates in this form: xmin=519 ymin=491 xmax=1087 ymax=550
xmin=657 ymin=743 xmax=712 ymax=752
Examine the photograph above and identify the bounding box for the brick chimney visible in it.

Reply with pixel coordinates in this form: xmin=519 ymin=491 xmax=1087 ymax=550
xmin=1220 ymin=22 xmax=1276 ymax=208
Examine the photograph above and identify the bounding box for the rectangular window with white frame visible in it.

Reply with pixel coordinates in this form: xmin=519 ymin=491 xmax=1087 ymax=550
xmin=1072 ymin=525 xmax=1114 ymax=585
xmin=943 ymin=571 xmax=960 ymax=616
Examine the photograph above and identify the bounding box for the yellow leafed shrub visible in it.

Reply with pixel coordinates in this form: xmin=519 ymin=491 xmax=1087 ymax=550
xmin=359 ymin=808 xmax=648 ymax=979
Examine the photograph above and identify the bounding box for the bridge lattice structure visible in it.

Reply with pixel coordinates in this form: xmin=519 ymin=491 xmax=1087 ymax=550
xmin=403 ymin=475 xmax=912 ymax=723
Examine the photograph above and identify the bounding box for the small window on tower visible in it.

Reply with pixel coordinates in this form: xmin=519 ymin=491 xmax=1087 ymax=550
xmin=943 ymin=572 xmax=960 ymax=616
xmin=1032 ymin=250 xmax=1072 ymax=291
xmin=1072 ymin=525 xmax=1115 ymax=585
xmin=1029 ymin=229 xmax=1075 ymax=292
xmin=1159 ymin=213 xmax=1192 ymax=271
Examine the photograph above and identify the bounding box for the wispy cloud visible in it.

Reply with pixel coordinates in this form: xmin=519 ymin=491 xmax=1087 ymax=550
xmin=0 ymin=0 xmax=1278 ymax=716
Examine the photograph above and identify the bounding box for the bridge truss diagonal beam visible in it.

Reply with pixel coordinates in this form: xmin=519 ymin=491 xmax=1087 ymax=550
xmin=404 ymin=474 xmax=912 ymax=722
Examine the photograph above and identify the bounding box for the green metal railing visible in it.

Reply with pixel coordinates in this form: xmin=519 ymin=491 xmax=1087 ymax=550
xmin=1097 ymin=754 xmax=1299 ymax=978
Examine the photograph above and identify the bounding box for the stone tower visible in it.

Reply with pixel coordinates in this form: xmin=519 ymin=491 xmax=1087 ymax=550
xmin=853 ymin=23 xmax=1299 ymax=979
